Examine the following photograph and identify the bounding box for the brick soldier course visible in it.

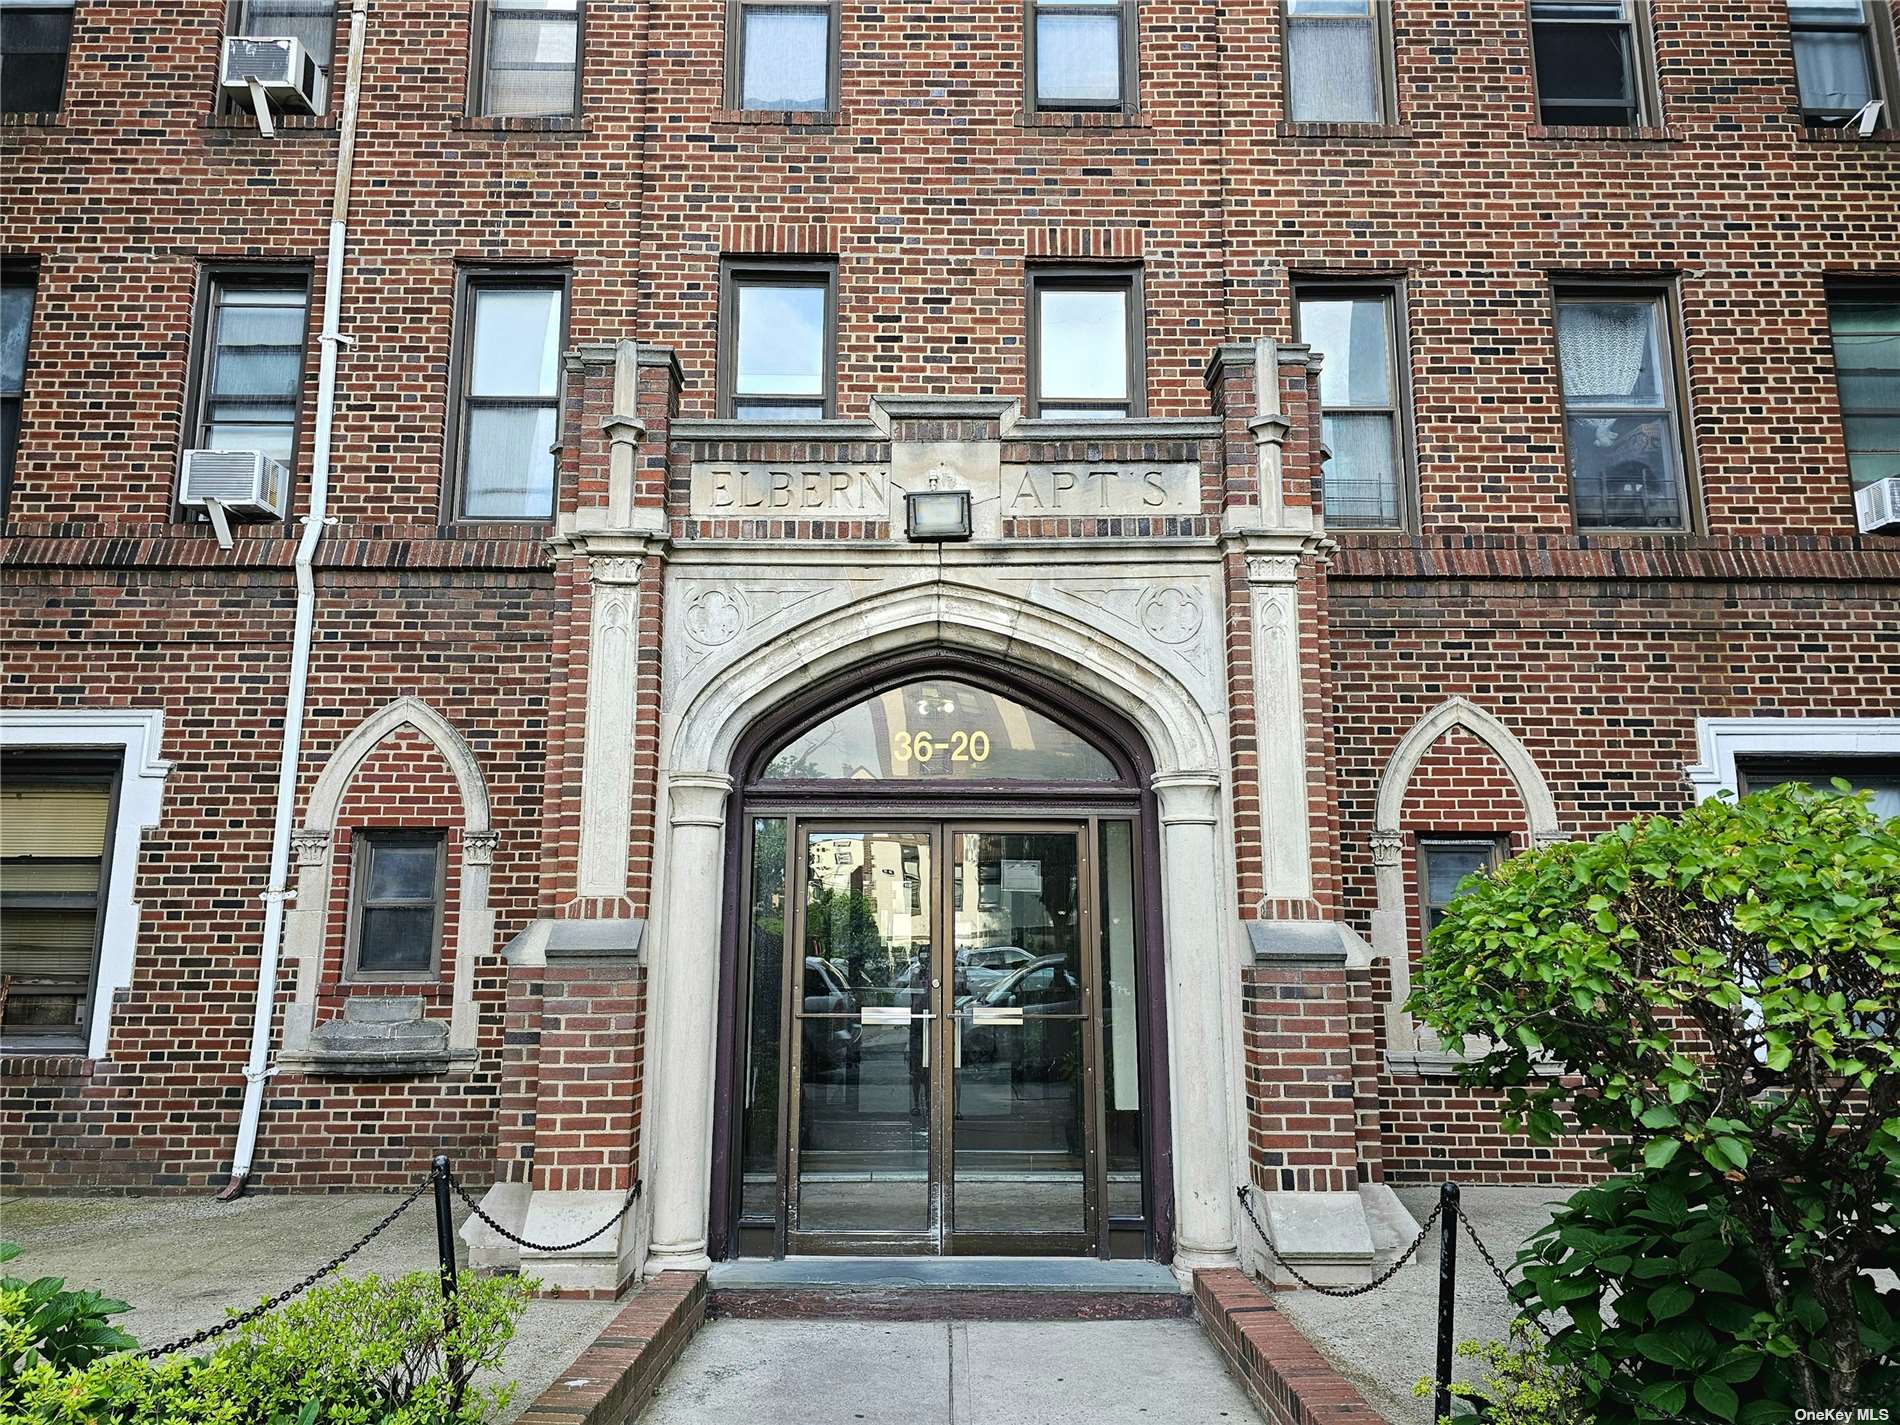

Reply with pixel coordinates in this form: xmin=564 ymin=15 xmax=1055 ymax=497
xmin=2 ymin=0 xmax=1896 ymax=1301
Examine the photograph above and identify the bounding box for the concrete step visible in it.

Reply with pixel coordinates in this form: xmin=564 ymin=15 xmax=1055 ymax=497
xmin=707 ymin=1256 xmax=1191 ymax=1320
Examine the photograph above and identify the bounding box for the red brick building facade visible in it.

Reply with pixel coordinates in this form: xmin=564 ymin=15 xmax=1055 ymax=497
xmin=2 ymin=0 xmax=1895 ymax=1289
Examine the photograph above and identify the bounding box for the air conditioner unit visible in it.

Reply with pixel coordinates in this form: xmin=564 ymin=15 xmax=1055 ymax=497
xmin=219 ymin=36 xmax=325 ymax=122
xmin=1854 ymin=475 xmax=1900 ymax=534
xmin=180 ymin=449 xmax=290 ymax=522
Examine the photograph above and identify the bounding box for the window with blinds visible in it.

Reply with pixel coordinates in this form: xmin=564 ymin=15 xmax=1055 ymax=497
xmin=0 ymin=762 xmax=116 ymax=1044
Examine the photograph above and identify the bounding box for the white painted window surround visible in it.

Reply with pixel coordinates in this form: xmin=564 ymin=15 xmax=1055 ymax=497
xmin=1685 ymin=717 xmax=1900 ymax=802
xmin=0 ymin=708 xmax=172 ymax=1060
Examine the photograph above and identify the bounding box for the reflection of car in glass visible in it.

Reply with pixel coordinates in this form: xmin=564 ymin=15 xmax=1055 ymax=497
xmin=801 ymin=956 xmax=861 ymax=1072
xmin=959 ymin=954 xmax=1082 ymax=1074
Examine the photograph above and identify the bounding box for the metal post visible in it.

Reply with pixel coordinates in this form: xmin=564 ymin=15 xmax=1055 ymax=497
xmin=1434 ymin=1181 xmax=1460 ymax=1422
xmin=432 ymin=1154 xmax=465 ymax=1410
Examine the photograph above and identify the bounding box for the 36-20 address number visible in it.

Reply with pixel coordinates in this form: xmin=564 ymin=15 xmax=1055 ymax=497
xmin=891 ymin=730 xmax=991 ymax=764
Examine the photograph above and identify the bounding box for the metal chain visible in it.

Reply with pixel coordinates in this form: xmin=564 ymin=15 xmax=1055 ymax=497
xmin=1456 ymin=1210 xmax=1556 ymax=1340
xmin=1236 ymin=1184 xmax=1442 ymax=1297
xmin=137 ymin=1177 xmax=432 ymax=1360
xmin=449 ymin=1172 xmax=641 ymax=1254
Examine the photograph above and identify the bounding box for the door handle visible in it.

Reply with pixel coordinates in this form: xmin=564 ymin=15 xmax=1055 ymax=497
xmin=860 ymin=1007 xmax=934 ymax=1025
xmin=970 ymin=1006 xmax=1025 ymax=1026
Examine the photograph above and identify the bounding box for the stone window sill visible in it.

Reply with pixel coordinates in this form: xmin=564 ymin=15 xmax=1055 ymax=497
xmin=453 ymin=114 xmax=587 ymax=135
xmin=1528 ymin=123 xmax=1676 ymax=143
xmin=710 ymin=108 xmax=843 ymax=128
xmin=1017 ymin=108 xmax=1147 ymax=130
xmin=1277 ymin=120 xmax=1411 ymax=141
xmin=1 ymin=111 xmax=62 ymax=129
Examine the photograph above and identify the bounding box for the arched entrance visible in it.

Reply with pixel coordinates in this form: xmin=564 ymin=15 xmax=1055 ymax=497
xmin=708 ymin=650 xmax=1173 ymax=1262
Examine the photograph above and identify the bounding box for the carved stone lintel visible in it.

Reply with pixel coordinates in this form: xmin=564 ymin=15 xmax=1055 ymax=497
xmin=463 ymin=830 xmax=500 ymax=867
xmin=291 ymin=830 xmax=332 ymax=868
xmin=1370 ymin=831 xmax=1404 ymax=868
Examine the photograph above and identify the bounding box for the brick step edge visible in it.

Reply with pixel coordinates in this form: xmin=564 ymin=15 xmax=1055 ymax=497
xmin=1194 ymin=1269 xmax=1382 ymax=1425
xmin=515 ymin=1270 xmax=708 ymax=1425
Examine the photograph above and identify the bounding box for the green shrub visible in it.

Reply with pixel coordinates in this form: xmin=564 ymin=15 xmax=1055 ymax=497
xmin=4 ymin=1269 xmax=532 ymax=1425
xmin=0 ymin=1242 xmax=137 ymax=1393
xmin=1408 ymin=782 xmax=1900 ymax=1417
xmin=1414 ymin=1324 xmax=1592 ymax=1425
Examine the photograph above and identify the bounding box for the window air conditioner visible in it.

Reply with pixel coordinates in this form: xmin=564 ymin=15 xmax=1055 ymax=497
xmin=219 ymin=36 xmax=325 ymax=134
xmin=181 ymin=449 xmax=291 ymax=526
xmin=1854 ymin=475 xmax=1900 ymax=534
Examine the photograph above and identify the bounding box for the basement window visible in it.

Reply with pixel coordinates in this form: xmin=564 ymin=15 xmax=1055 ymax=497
xmin=1419 ymin=838 xmax=1505 ymax=936
xmin=348 ymin=832 xmax=446 ymax=979
xmin=729 ymin=0 xmax=837 ymax=112
xmin=1529 ymin=1 xmax=1651 ymax=128
xmin=0 ymin=0 xmax=74 ymax=115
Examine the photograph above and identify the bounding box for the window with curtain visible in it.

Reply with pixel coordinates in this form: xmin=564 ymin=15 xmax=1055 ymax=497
xmin=1031 ymin=271 xmax=1142 ymax=418
xmin=192 ymin=275 xmax=309 ymax=467
xmin=349 ymin=832 xmax=445 ymax=976
xmin=1030 ymin=0 xmax=1133 ymax=113
xmin=1296 ymin=286 xmax=1407 ymax=527
xmin=456 ymin=277 xmax=565 ymax=519
xmin=1787 ymin=1 xmax=1890 ymax=125
xmin=1827 ymin=293 xmax=1900 ymax=491
xmin=1530 ymin=1 xmax=1645 ymax=127
xmin=0 ymin=760 xmax=116 ymax=1045
xmin=1284 ymin=0 xmax=1385 ymax=123
xmin=723 ymin=265 xmax=833 ymax=420
xmin=1 ymin=270 xmax=35 ymax=521
xmin=0 ymin=0 xmax=75 ymax=115
xmin=474 ymin=0 xmax=580 ymax=118
xmin=1553 ymin=291 xmax=1689 ymax=530
xmin=230 ymin=0 xmax=334 ymax=111
xmin=1419 ymin=839 xmax=1504 ymax=936
xmin=733 ymin=0 xmax=833 ymax=111
xmin=1740 ymin=762 xmax=1900 ymax=822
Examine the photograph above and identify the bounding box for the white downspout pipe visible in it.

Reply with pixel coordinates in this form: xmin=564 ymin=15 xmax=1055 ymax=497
xmin=220 ymin=0 xmax=369 ymax=1199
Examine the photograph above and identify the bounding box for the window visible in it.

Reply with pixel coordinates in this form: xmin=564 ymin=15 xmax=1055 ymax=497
xmin=1529 ymin=1 xmax=1649 ymax=127
xmin=188 ymin=273 xmax=309 ymax=468
xmin=728 ymin=0 xmax=837 ymax=112
xmin=1296 ymin=285 xmax=1408 ymax=527
xmin=0 ymin=757 xmax=117 ymax=1046
xmin=226 ymin=0 xmax=335 ymax=111
xmin=471 ymin=0 xmax=580 ymax=118
xmin=1028 ymin=268 xmax=1143 ymax=419
xmin=1419 ymin=838 xmax=1504 ymax=936
xmin=1787 ymin=1 xmax=1894 ymax=127
xmin=1739 ymin=761 xmax=1900 ymax=820
xmin=1 ymin=269 xmax=34 ymax=521
xmin=1027 ymin=0 xmax=1136 ymax=114
xmin=1553 ymin=289 xmax=1691 ymax=530
xmin=720 ymin=262 xmax=834 ymax=421
xmin=348 ymin=832 xmax=446 ymax=977
xmin=0 ymin=1 xmax=74 ymax=115
xmin=1826 ymin=290 xmax=1900 ymax=492
xmin=1284 ymin=0 xmax=1390 ymax=124
xmin=452 ymin=274 xmax=566 ymax=519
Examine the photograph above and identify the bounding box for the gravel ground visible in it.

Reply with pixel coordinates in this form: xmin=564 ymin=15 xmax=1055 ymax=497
xmin=0 ymin=1192 xmax=620 ymax=1423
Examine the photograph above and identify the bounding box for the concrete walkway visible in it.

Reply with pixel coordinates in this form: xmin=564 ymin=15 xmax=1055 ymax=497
xmin=0 ymin=1193 xmax=620 ymax=1424
xmin=635 ymin=1317 xmax=1262 ymax=1425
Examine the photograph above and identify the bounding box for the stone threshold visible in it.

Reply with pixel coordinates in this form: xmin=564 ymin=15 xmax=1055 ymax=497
xmin=1194 ymin=1269 xmax=1383 ymax=1425
xmin=708 ymin=1255 xmax=1191 ymax=1321
xmin=514 ymin=1271 xmax=707 ymax=1425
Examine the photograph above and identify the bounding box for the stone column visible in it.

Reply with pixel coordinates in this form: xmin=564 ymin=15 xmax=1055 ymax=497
xmin=1153 ymin=770 xmax=1241 ymax=1275
xmin=643 ymin=771 xmax=734 ymax=1275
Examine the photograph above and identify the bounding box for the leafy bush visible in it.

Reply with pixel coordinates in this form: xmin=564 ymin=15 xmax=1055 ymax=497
xmin=1408 ymin=782 xmax=1900 ymax=1417
xmin=4 ymin=1269 xmax=532 ymax=1425
xmin=1414 ymin=1324 xmax=1591 ymax=1425
xmin=0 ymin=1242 xmax=137 ymax=1393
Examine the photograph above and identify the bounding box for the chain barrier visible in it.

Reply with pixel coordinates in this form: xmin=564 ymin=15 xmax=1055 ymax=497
xmin=1235 ymin=1183 xmax=1443 ymax=1298
xmin=449 ymin=1172 xmax=641 ymax=1254
xmin=137 ymin=1177 xmax=432 ymax=1360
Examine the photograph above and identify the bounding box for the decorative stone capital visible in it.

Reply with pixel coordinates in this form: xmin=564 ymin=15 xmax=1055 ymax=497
xmin=463 ymin=830 xmax=500 ymax=867
xmin=1246 ymin=413 xmax=1291 ymax=448
xmin=1370 ymin=831 xmax=1404 ymax=867
xmin=1151 ymin=771 xmax=1221 ymax=827
xmin=601 ymin=412 xmax=647 ymax=447
xmin=291 ymin=829 xmax=331 ymax=868
xmin=1531 ymin=829 xmax=1570 ymax=849
xmin=587 ymin=555 xmax=645 ymax=585
xmin=1245 ymin=553 xmax=1302 ymax=585
xmin=667 ymin=772 xmax=734 ymax=830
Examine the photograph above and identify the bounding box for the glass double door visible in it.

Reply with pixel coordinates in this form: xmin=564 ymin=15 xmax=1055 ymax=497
xmin=787 ymin=822 xmax=1101 ymax=1255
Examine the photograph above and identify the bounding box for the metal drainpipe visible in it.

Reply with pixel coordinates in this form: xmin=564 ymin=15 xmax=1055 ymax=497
xmin=218 ymin=0 xmax=369 ymax=1200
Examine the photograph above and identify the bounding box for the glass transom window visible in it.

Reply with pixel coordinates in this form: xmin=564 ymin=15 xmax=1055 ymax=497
xmin=762 ymin=679 xmax=1121 ymax=782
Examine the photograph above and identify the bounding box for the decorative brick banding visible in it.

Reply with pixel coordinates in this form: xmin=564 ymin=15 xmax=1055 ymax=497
xmin=1195 ymin=1270 xmax=1382 ymax=1425
xmin=514 ymin=1271 xmax=707 ymax=1425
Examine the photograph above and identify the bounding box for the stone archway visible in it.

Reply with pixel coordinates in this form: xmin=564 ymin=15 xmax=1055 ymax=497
xmin=641 ymin=578 xmax=1240 ymax=1280
xmin=1369 ymin=697 xmax=1564 ymax=1057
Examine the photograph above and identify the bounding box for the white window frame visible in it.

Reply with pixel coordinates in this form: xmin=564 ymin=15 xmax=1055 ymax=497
xmin=0 ymin=709 xmax=172 ymax=1060
xmin=1685 ymin=716 xmax=1900 ymax=802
